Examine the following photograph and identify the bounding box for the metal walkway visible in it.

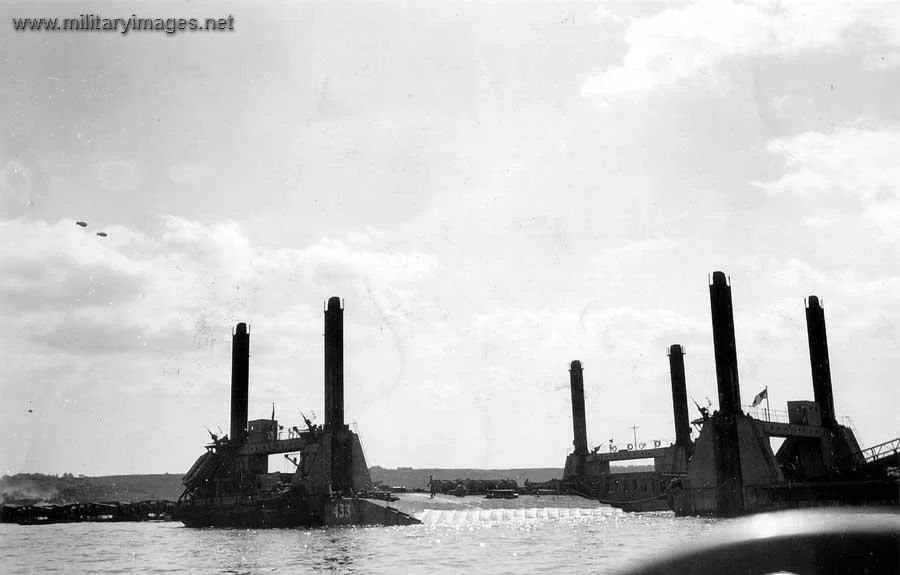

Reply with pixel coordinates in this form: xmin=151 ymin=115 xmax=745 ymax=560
xmin=854 ymin=437 xmax=900 ymax=466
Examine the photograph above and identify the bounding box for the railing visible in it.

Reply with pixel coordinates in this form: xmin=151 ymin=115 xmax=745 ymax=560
xmin=742 ymin=405 xmax=854 ymax=428
xmin=855 ymin=437 xmax=900 ymax=465
xmin=744 ymin=406 xmax=791 ymax=424
xmin=591 ymin=440 xmax=674 ymax=454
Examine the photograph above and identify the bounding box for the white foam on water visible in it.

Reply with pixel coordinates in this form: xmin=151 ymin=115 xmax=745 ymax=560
xmin=417 ymin=506 xmax=621 ymax=525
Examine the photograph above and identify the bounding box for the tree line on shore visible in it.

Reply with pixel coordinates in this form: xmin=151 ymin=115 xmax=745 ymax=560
xmin=2 ymin=466 xmax=649 ymax=504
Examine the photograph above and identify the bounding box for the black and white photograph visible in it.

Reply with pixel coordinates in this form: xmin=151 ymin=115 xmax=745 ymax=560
xmin=1 ymin=1 xmax=898 ymax=573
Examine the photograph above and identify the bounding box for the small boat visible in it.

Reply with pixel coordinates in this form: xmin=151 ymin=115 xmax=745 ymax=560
xmin=484 ymin=489 xmax=518 ymax=499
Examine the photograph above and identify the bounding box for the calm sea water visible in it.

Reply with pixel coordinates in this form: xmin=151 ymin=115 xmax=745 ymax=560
xmin=0 ymin=497 xmax=721 ymax=574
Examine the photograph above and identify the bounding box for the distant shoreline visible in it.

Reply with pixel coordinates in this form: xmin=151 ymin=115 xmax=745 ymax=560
xmin=1 ymin=465 xmax=651 ymax=505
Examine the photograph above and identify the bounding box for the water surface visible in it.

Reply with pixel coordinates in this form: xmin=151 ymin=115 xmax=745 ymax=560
xmin=1 ymin=497 xmax=720 ymax=574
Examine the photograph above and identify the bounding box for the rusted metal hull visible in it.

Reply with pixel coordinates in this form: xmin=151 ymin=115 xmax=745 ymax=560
xmin=174 ymin=495 xmax=419 ymax=528
xmin=674 ymin=479 xmax=900 ymax=517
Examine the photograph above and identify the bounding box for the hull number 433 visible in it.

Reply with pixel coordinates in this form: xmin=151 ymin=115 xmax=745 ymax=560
xmin=333 ymin=502 xmax=353 ymax=519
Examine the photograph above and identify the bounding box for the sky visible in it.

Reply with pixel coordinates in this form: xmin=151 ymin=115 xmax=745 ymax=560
xmin=1 ymin=0 xmax=899 ymax=476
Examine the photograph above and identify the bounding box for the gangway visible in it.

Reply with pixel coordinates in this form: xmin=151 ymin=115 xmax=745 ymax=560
xmin=855 ymin=437 xmax=900 ymax=466
xmin=839 ymin=437 xmax=900 ymax=475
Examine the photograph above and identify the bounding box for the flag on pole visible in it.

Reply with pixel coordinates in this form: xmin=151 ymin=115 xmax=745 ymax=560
xmin=751 ymin=387 xmax=768 ymax=408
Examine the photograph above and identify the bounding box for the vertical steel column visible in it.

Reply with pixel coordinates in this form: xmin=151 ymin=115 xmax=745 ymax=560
xmin=324 ymin=297 xmax=344 ymax=429
xmin=709 ymin=272 xmax=744 ymax=516
xmin=230 ymin=323 xmax=250 ymax=444
xmin=668 ymin=345 xmax=691 ymax=448
xmin=569 ymin=360 xmax=589 ymax=456
xmin=709 ymin=271 xmax=742 ymax=414
xmin=806 ymin=296 xmax=836 ymax=426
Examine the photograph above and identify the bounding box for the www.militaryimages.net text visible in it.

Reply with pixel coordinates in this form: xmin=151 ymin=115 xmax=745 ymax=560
xmin=12 ymin=14 xmax=235 ymax=35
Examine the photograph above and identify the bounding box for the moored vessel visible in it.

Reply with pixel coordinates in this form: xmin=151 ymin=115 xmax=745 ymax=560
xmin=559 ymin=271 xmax=899 ymax=516
xmin=174 ymin=298 xmax=420 ymax=527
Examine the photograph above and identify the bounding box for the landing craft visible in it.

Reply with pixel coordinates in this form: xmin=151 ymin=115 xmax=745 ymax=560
xmin=96 ymin=232 xmax=107 ymax=237
xmin=75 ymin=221 xmax=87 ymax=227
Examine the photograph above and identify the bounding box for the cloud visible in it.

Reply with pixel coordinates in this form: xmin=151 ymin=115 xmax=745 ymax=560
xmin=801 ymin=217 xmax=830 ymax=228
xmin=470 ymin=304 xmax=709 ymax=399
xmin=463 ymin=303 xmax=718 ymax=451
xmin=167 ymin=162 xmax=213 ymax=186
xmin=0 ymin=220 xmax=144 ymax=312
xmin=269 ymin=238 xmax=438 ymax=288
xmin=95 ymin=158 xmax=141 ymax=192
xmin=772 ymin=258 xmax=832 ymax=290
xmin=0 ymin=216 xmax=439 ymax=362
xmin=593 ymin=5 xmax=626 ymax=24
xmin=0 ymin=215 xmax=445 ymax=473
xmin=584 ymin=1 xmax=900 ymax=101
xmin=864 ymin=51 xmax=900 ymax=69
xmin=755 ymin=125 xmax=900 ymax=241
xmin=771 ymin=95 xmax=791 ymax=117
xmin=755 ymin=257 xmax=900 ymax=340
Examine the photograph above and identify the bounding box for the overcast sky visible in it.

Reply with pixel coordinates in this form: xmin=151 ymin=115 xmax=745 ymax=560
xmin=2 ymin=1 xmax=899 ymax=476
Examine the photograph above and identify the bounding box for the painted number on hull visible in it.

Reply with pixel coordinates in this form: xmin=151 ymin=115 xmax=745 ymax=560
xmin=333 ymin=502 xmax=353 ymax=520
